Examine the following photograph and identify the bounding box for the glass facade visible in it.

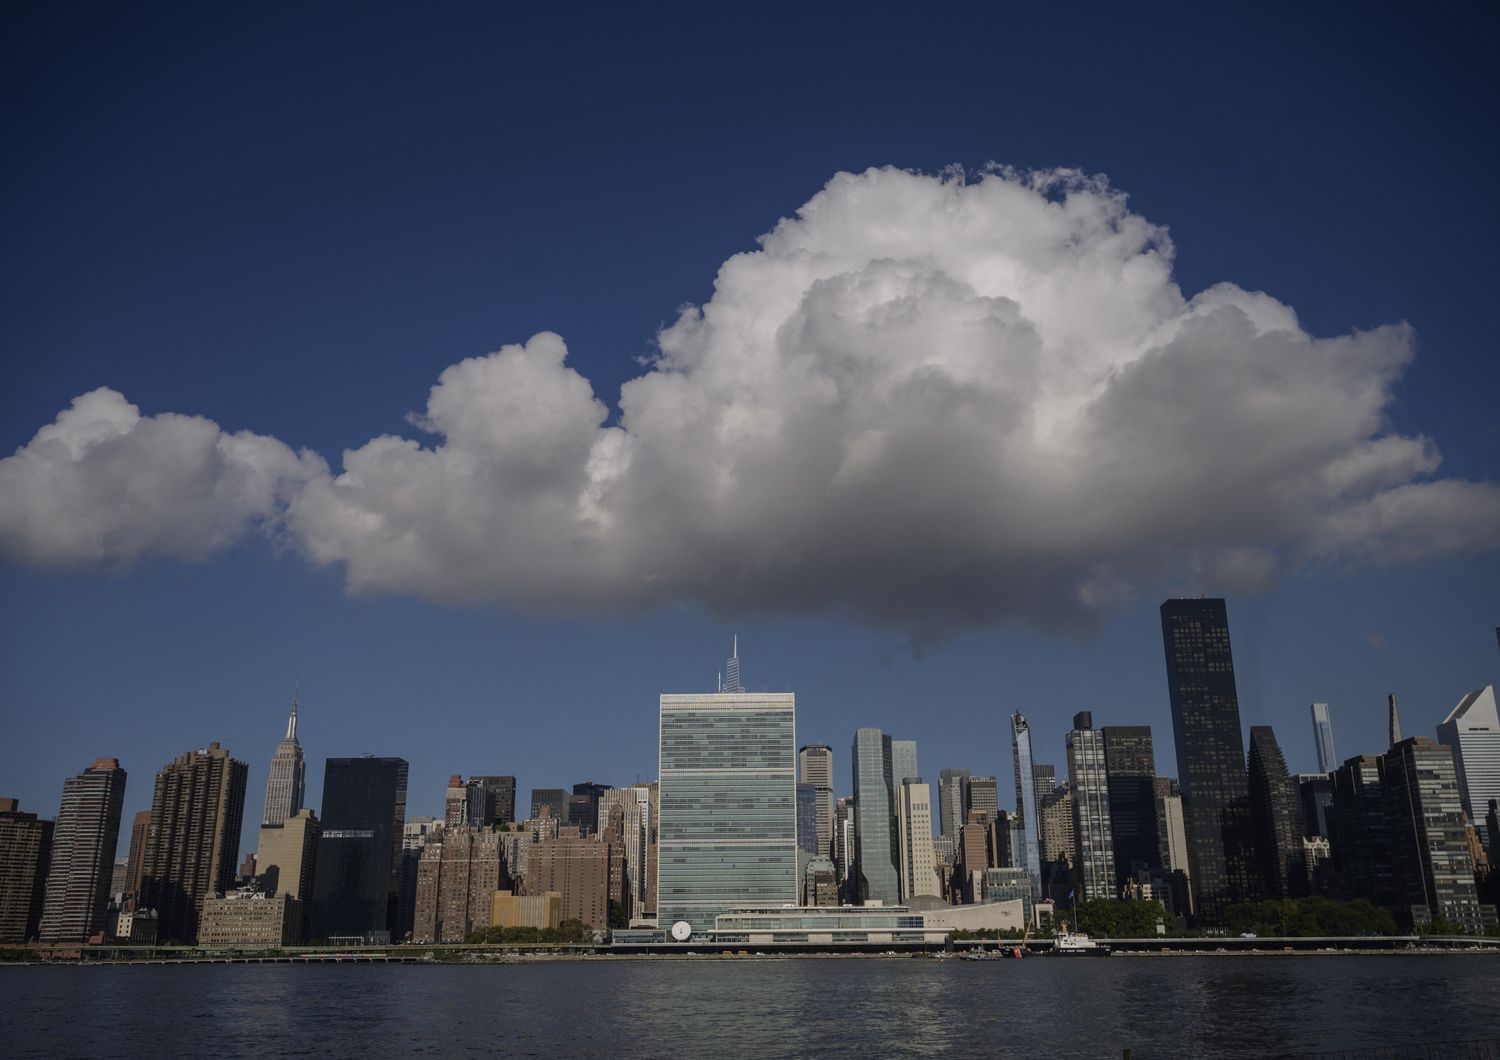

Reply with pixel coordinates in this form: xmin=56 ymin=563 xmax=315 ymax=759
xmin=711 ymin=904 xmax=940 ymax=944
xmin=529 ymin=788 xmax=566 ymax=822
xmin=1102 ymin=725 xmax=1157 ymax=892
xmin=982 ymin=866 xmax=1034 ymax=925
xmin=1380 ymin=738 xmax=1490 ymax=932
xmin=310 ymin=757 xmax=408 ymax=943
xmin=852 ymin=728 xmax=900 ymax=906
xmin=658 ymin=693 xmax=797 ymax=935
xmin=1011 ymin=714 xmax=1042 ymax=898
xmin=1066 ymin=718 xmax=1115 ymax=901
xmin=1247 ymin=726 xmax=1305 ymax=899
xmin=1310 ymin=703 xmax=1337 ymax=775
xmin=1161 ymin=597 xmax=1256 ymax=924
xmin=796 ymin=784 xmax=819 ymax=856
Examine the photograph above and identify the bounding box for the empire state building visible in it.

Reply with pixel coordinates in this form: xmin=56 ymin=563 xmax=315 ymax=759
xmin=262 ymin=689 xmax=306 ymax=825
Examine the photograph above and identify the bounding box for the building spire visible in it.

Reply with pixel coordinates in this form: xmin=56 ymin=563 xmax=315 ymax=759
xmin=1387 ymin=692 xmax=1402 ymax=748
xmin=286 ymin=681 xmax=300 ymax=743
xmin=723 ymin=636 xmax=743 ymax=693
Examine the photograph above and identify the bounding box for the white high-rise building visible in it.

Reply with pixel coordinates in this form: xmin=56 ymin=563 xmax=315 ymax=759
xmin=1310 ymin=703 xmax=1337 ymax=774
xmin=1438 ymin=685 xmax=1500 ymax=843
xmin=262 ymin=690 xmax=305 ymax=826
xmin=896 ymin=778 xmax=941 ymax=900
xmin=658 ymin=644 xmax=796 ymax=937
xmin=1066 ymin=712 xmax=1116 ymax=901
xmin=599 ymin=785 xmax=655 ymax=913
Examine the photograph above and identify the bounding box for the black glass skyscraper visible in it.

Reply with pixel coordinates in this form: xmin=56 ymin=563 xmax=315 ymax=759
xmin=468 ymin=776 xmax=517 ymax=825
xmin=310 ymin=757 xmax=408 ymax=943
xmin=530 ymin=788 xmax=567 ymax=822
xmin=1246 ymin=726 xmax=1306 ymax=899
xmin=1102 ymin=726 xmax=1158 ymax=891
xmin=1160 ymin=597 xmax=1255 ymax=923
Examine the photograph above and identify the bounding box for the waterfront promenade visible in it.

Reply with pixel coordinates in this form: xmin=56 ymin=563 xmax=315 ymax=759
xmin=6 ymin=934 xmax=1498 ymax=964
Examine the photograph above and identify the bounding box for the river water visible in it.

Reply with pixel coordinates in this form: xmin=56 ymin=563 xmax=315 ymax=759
xmin=4 ymin=954 xmax=1498 ymax=1057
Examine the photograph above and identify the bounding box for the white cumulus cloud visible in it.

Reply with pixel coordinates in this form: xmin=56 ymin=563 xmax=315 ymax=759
xmin=3 ymin=166 xmax=1496 ymax=634
xmin=0 ymin=388 xmax=319 ymax=568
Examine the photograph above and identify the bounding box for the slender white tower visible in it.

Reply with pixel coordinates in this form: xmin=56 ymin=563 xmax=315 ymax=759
xmin=723 ymin=635 xmax=743 ymax=693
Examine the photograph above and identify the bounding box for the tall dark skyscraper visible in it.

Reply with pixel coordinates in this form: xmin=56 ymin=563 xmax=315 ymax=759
xmin=0 ymin=798 xmax=53 ymax=944
xmin=529 ymin=788 xmax=567 ymax=822
xmin=1246 ymin=727 xmax=1305 ymax=899
xmin=311 ymin=757 xmax=408 ymax=944
xmin=1328 ymin=754 xmax=1395 ymax=907
xmin=569 ymin=782 xmax=612 ymax=835
xmin=1381 ymin=738 xmax=1490 ymax=932
xmin=1331 ymin=740 xmax=1494 ymax=931
xmin=1297 ymin=774 xmax=1334 ymax=838
xmin=140 ymin=743 xmax=248 ymax=943
xmin=468 ymin=776 xmax=517 ymax=825
xmin=1160 ymin=597 xmax=1256 ymax=923
xmin=1102 ymin=726 xmax=1158 ymax=891
xmin=39 ymin=758 xmax=127 ymax=943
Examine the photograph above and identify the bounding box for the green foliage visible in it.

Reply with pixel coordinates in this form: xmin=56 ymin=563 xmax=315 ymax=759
xmin=1420 ymin=916 xmax=1481 ymax=937
xmin=1222 ymin=897 xmax=1399 ymax=937
xmin=608 ymin=901 xmax=628 ymax=930
xmin=462 ymin=919 xmax=594 ymax=945
xmin=1070 ymin=899 xmax=1168 ymax=938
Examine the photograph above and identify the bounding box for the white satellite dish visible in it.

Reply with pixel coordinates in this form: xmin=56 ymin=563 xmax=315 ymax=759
xmin=670 ymin=920 xmax=692 ymax=941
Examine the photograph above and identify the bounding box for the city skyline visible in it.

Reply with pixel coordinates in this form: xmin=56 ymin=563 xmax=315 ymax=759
xmin=3 ymin=608 xmax=1497 ymax=945
xmin=3 ymin=7 xmax=1499 ymax=1056
xmin=4 ymin=614 xmax=1496 ymax=879
xmin=2 ymin=4 xmax=1500 ymax=881
xmin=1 ymin=613 xmax=1496 ymax=869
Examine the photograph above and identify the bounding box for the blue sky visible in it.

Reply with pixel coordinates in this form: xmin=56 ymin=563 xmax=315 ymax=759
xmin=2 ymin=3 xmax=1496 ymax=858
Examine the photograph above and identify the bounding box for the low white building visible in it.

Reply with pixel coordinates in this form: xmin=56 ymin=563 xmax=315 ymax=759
xmin=709 ymin=905 xmax=947 ymax=945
